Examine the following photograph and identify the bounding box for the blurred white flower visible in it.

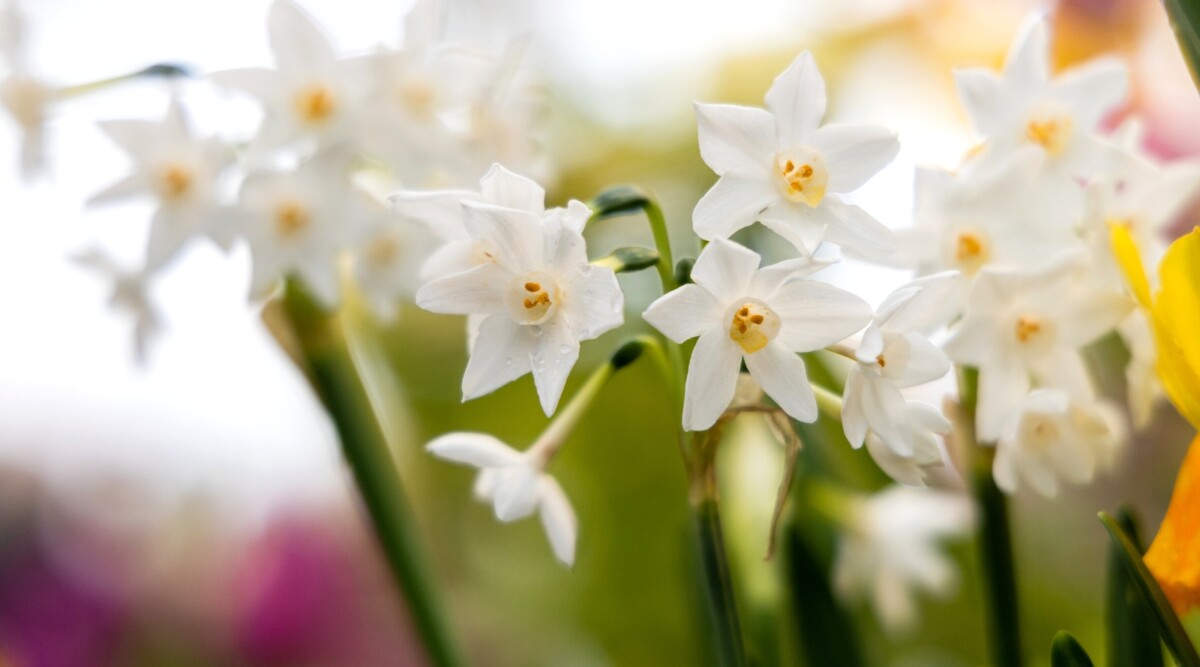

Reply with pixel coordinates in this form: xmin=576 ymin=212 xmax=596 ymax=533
xmin=1118 ymin=311 xmax=1160 ymax=429
xmin=832 ymin=486 xmax=975 ymax=635
xmin=235 ymin=152 xmax=357 ymax=308
xmin=415 ymin=200 xmax=622 ymax=415
xmin=210 ymin=0 xmax=365 ymax=156
xmin=73 ymin=247 xmax=162 ymax=364
xmin=692 ymin=52 xmax=899 ymax=259
xmin=842 ymin=273 xmax=956 ymax=455
xmin=426 ymin=432 xmax=577 ymax=566
xmin=0 ymin=1 xmax=54 ymax=179
xmin=994 ymin=389 xmax=1124 ymax=497
xmin=349 ymin=195 xmax=439 ymax=321
xmin=864 ymin=402 xmax=949 ymax=487
xmin=89 ymin=98 xmax=232 ymax=268
xmin=943 ymin=251 xmax=1130 ymax=441
xmin=643 ymin=238 xmax=871 ymax=431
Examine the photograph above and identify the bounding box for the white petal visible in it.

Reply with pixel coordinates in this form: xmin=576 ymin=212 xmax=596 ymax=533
xmin=877 ymin=272 xmax=962 ymax=334
xmin=953 ymin=68 xmax=1002 ymax=135
xmin=842 ymin=369 xmax=869 ymax=448
xmin=88 ymin=172 xmax=152 ymax=207
xmin=688 ymin=238 xmax=760 ymax=303
xmin=419 ymin=240 xmax=477 ymax=282
xmin=556 ymin=200 xmax=592 ymax=235
xmin=462 ymin=313 xmax=534 ymax=401
xmin=864 ymin=376 xmax=913 ymax=456
xmin=748 ymin=255 xmax=835 ymax=299
xmin=809 ymin=124 xmax=900 ymax=193
xmin=1057 ymin=291 xmax=1131 ymax=347
xmin=269 ymin=0 xmax=337 ymax=75
xmin=563 ymin=267 xmax=624 ymax=341
xmin=493 ymin=465 xmax=541 ymax=522
xmin=146 ymin=208 xmax=197 ymax=269
xmin=415 ymin=262 xmax=508 ymax=315
xmin=209 ymin=67 xmax=279 ymax=101
xmin=391 ymin=189 xmax=476 ymax=241
xmin=682 ymin=329 xmax=743 ymax=431
xmin=765 ymin=51 xmax=826 ymax=148
xmin=694 ymin=102 xmax=775 ymax=177
xmin=530 ymin=318 xmax=580 ymax=416
xmin=820 ymin=198 xmax=896 ymax=261
xmin=296 ymin=260 xmax=341 ymax=310
xmin=772 ymin=280 xmax=872 ymax=351
xmin=890 ymin=334 xmax=950 ymax=387
xmin=480 ymin=163 xmax=545 ymax=212
xmin=1003 ymin=16 xmax=1050 ymax=95
xmin=976 ymin=362 xmax=1030 ymax=443
xmin=1054 ymin=58 xmax=1128 ymax=130
xmin=745 ymin=343 xmax=817 ymax=423
xmin=759 ymin=201 xmax=829 ymax=256
xmin=426 ymin=432 xmax=522 ymax=468
xmin=97 ymin=119 xmax=161 ymax=163
xmin=461 ymin=202 xmax=544 ymax=274
xmin=538 ymin=476 xmax=578 ymax=567
xmin=692 ymin=174 xmax=778 ymax=240
xmin=642 ymin=284 xmax=723 ymax=344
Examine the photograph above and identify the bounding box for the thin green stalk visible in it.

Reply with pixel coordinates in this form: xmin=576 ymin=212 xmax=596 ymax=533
xmin=58 ymin=62 xmax=191 ymax=99
xmin=959 ymin=366 xmax=1023 ymax=667
xmin=641 ymin=197 xmax=677 ymax=293
xmin=279 ymin=281 xmax=464 ymax=667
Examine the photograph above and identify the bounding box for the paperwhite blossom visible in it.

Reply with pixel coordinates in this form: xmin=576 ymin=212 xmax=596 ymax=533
xmin=73 ymin=248 xmax=162 ymax=363
xmin=643 ymin=238 xmax=872 ymax=431
xmin=235 ymin=152 xmax=358 ymax=308
xmin=415 ymin=200 xmax=622 ymax=415
xmin=692 ymin=52 xmax=900 ymax=259
xmin=0 ymin=2 xmax=53 ymax=179
xmin=943 ymin=251 xmax=1131 ymax=442
xmin=1118 ymin=311 xmax=1160 ymax=429
xmin=350 ymin=194 xmax=439 ymax=321
xmin=994 ymin=389 xmax=1124 ymax=497
xmin=427 ymin=432 xmax=577 ymax=566
xmin=832 ymin=486 xmax=975 ymax=635
xmin=89 ymin=98 xmax=232 ymax=268
xmin=842 ymin=273 xmax=957 ymax=455
xmin=864 ymin=402 xmax=949 ymax=488
xmin=210 ymin=0 xmax=366 ymax=156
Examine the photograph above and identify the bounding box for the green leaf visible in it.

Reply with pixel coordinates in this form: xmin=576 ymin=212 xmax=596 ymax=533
xmin=782 ymin=523 xmax=865 ymax=667
xmin=1164 ymin=0 xmax=1200 ymax=90
xmin=1106 ymin=508 xmax=1163 ymax=666
xmin=1099 ymin=511 xmax=1200 ymax=667
xmin=1050 ymin=631 xmax=1094 ymax=667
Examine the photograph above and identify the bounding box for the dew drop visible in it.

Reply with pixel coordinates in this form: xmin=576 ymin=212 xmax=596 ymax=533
xmin=558 ymin=344 xmax=570 ymax=355
xmin=504 ymin=356 xmax=513 ymax=366
xmin=529 ymin=325 xmax=543 ymax=337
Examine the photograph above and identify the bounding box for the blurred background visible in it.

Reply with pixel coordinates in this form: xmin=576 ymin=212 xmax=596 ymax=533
xmin=0 ymin=0 xmax=1197 ymax=665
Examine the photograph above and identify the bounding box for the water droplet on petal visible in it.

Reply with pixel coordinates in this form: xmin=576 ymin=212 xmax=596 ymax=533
xmin=558 ymin=344 xmax=570 ymax=355
xmin=504 ymin=357 xmax=513 ymax=366
xmin=529 ymin=325 xmax=542 ymax=337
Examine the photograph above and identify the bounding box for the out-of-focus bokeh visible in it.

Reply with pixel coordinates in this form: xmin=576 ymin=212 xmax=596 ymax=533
xmin=0 ymin=0 xmax=1197 ymax=665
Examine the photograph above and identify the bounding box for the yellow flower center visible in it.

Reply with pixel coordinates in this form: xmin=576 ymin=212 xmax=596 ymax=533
xmin=365 ymin=234 xmax=400 ymax=265
xmin=952 ymin=229 xmax=990 ymax=275
xmin=399 ymin=75 xmax=436 ymax=117
xmin=274 ymin=201 xmax=311 ymax=239
xmin=1014 ymin=313 xmax=1055 ymax=355
xmin=294 ymin=83 xmax=338 ymax=125
xmin=1025 ymin=109 xmax=1073 ymax=156
xmin=728 ymin=301 xmax=781 ymax=354
xmin=506 ymin=273 xmax=559 ymax=326
xmin=774 ymin=147 xmax=828 ymax=207
xmin=156 ymin=163 xmax=193 ymax=201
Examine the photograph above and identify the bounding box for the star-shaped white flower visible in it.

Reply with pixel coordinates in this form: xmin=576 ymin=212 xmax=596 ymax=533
xmin=415 ymin=201 xmax=623 ymax=415
xmin=73 ymin=247 xmax=162 ymax=364
xmin=994 ymin=389 xmax=1123 ymax=497
xmin=426 ymin=432 xmax=577 ymax=566
xmin=210 ymin=0 xmax=366 ymax=156
xmin=943 ymin=251 xmax=1131 ymax=441
xmin=643 ymin=238 xmax=872 ymax=431
xmin=692 ymin=52 xmax=900 ymax=259
xmin=842 ymin=273 xmax=957 ymax=456
xmin=89 ymin=98 xmax=232 ymax=268
xmin=864 ymin=401 xmax=949 ymax=488
xmin=350 ymin=194 xmax=439 ymax=321
xmin=832 ymin=486 xmax=975 ymax=636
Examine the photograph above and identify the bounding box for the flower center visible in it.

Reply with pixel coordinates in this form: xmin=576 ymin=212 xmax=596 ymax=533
xmin=0 ymin=77 xmax=48 ymax=127
xmin=951 ymin=228 xmax=990 ymax=275
xmin=1025 ymin=109 xmax=1073 ymax=156
xmin=399 ymin=75 xmax=436 ymax=117
xmin=728 ymin=300 xmax=781 ymax=354
xmin=274 ymin=200 xmax=311 ymax=239
xmin=294 ymin=83 xmax=338 ymax=125
xmin=774 ymin=148 xmax=828 ymax=207
xmin=505 ymin=273 xmax=560 ymax=326
xmin=1021 ymin=414 xmax=1061 ymax=452
xmin=156 ymin=163 xmax=193 ymax=200
xmin=1014 ymin=313 xmax=1055 ymax=355
xmin=365 ymin=234 xmax=400 ymax=266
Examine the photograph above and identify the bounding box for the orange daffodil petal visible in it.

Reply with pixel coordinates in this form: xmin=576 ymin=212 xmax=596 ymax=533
xmin=1146 ymin=435 xmax=1200 ymax=616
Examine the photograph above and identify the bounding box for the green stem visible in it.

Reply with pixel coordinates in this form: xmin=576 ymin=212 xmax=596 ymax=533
xmin=642 ymin=197 xmax=677 ymax=293
xmin=279 ymin=281 xmax=464 ymax=667
xmin=958 ymin=366 xmax=1023 ymax=667
xmin=58 ymin=62 xmax=191 ymax=99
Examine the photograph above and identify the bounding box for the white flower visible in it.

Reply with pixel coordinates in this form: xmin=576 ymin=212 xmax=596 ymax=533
xmin=73 ymin=248 xmax=162 ymax=363
xmin=994 ymin=389 xmax=1124 ymax=497
xmin=235 ymin=152 xmax=357 ymax=308
xmin=210 ymin=0 xmax=365 ymax=156
xmin=832 ymin=486 xmax=975 ymax=635
xmin=864 ymin=402 xmax=949 ymax=488
xmin=842 ymin=273 xmax=957 ymax=455
xmin=88 ymin=98 xmax=232 ymax=268
xmin=1117 ymin=311 xmax=1160 ymax=429
xmin=692 ymin=52 xmax=900 ymax=259
xmin=643 ymin=238 xmax=872 ymax=431
xmin=415 ymin=201 xmax=622 ymax=415
xmin=350 ymin=195 xmax=440 ymax=321
xmin=0 ymin=2 xmax=54 ymax=179
xmin=943 ymin=251 xmax=1131 ymax=441
xmin=426 ymin=432 xmax=577 ymax=566
xmin=954 ymin=16 xmax=1127 ymax=200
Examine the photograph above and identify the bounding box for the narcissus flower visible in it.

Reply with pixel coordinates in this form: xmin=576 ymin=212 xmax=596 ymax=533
xmin=73 ymin=247 xmax=162 ymax=363
xmin=349 ymin=195 xmax=439 ymax=321
xmin=415 ymin=201 xmax=623 ymax=415
xmin=864 ymin=402 xmax=949 ymax=488
xmin=0 ymin=2 xmax=54 ymax=180
xmin=692 ymin=52 xmax=899 ymax=259
xmin=643 ymin=238 xmax=872 ymax=431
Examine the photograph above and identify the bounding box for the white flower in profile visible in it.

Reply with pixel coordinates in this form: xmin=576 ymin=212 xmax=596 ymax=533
xmin=210 ymin=0 xmax=365 ymax=155
xmin=842 ymin=273 xmax=957 ymax=455
xmin=864 ymin=402 xmax=949 ymax=488
xmin=349 ymin=194 xmax=439 ymax=321
xmin=943 ymin=251 xmax=1131 ymax=441
xmin=415 ymin=201 xmax=622 ymax=415
xmin=832 ymin=486 xmax=975 ymax=635
xmin=0 ymin=1 xmax=54 ymax=179
xmin=235 ymin=152 xmax=357 ymax=308
xmin=643 ymin=238 xmax=872 ymax=431
xmin=1117 ymin=311 xmax=1160 ymax=429
xmin=954 ymin=16 xmax=1127 ymax=197
xmin=994 ymin=389 xmax=1124 ymax=497
xmin=73 ymin=247 xmax=162 ymax=363
xmin=88 ymin=98 xmax=232 ymax=268
xmin=692 ymin=52 xmax=900 ymax=259
xmin=426 ymin=432 xmax=577 ymax=566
